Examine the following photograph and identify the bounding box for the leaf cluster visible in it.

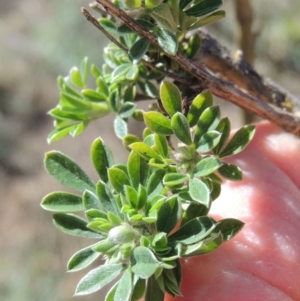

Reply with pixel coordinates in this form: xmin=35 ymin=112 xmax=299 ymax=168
xmin=42 ymin=81 xmax=255 ymax=300
xmin=42 ymin=1 xmax=257 ymax=300
xmin=48 ymin=0 xmax=226 ymax=142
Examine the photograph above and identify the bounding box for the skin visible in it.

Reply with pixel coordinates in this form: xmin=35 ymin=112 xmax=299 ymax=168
xmin=166 ymin=121 xmax=300 ymax=301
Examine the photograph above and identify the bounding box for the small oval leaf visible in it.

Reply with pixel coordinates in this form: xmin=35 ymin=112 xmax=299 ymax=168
xmin=91 ymin=137 xmax=114 ymax=183
xmin=219 ymin=125 xmax=256 ymax=158
xmin=160 ymin=82 xmax=182 ymax=117
xmin=218 ymin=163 xmax=243 ymax=181
xmin=53 ymin=213 xmax=103 ymax=238
xmin=75 ymin=263 xmax=124 ymax=295
xmin=67 ymin=245 xmax=100 ymax=272
xmin=44 ymin=151 xmax=95 ymax=192
xmin=41 ymin=192 xmax=84 ymax=212
xmin=189 ymin=177 xmax=210 ymax=208
xmin=171 ymin=112 xmax=192 ymax=145
xmin=143 ymin=111 xmax=173 ymax=135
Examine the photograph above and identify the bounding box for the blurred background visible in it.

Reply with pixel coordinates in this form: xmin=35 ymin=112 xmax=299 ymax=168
xmin=1 ymin=1 xmax=300 ymax=300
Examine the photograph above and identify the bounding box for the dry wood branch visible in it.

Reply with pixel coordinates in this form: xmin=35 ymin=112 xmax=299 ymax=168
xmin=196 ymin=31 xmax=300 ymax=115
xmin=92 ymin=0 xmax=300 ymax=135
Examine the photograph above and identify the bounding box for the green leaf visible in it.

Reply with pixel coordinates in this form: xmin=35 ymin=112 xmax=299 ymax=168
xmin=189 ymin=10 xmax=226 ymax=29
xmin=83 ymin=190 xmax=102 ymax=210
xmin=44 ymin=151 xmax=95 ymax=192
xmin=151 ymin=3 xmax=176 ymax=32
xmin=144 ymin=81 xmax=159 ymax=98
xmin=179 ymin=0 xmax=193 ymax=9
xmin=163 ymin=173 xmax=188 ymax=187
xmin=157 ymin=29 xmax=178 ymax=55
xmin=91 ymin=137 xmax=114 ymax=183
xmin=171 ymin=112 xmax=192 ymax=145
xmin=75 ymin=263 xmax=124 ymax=295
xmin=162 ymin=269 xmax=181 ymax=296
xmin=127 ymin=151 xmax=149 ymax=189
xmin=168 ymin=216 xmax=216 ymax=244
xmin=69 ymin=121 xmax=87 ymax=137
xmin=145 ymin=275 xmax=164 ymax=301
xmin=154 ymin=134 xmax=168 ymax=157
xmin=123 ymin=134 xmax=140 ymax=151
xmin=147 ymin=169 xmax=166 ymax=199
xmin=180 ymin=231 xmax=223 ymax=256
xmin=112 ymin=64 xmax=133 ymax=82
xmin=82 ymin=89 xmax=106 ymax=102
xmin=187 ymin=90 xmax=213 ymax=127
xmin=123 ymin=0 xmax=142 ymax=9
xmin=96 ymin=181 xmax=118 ymax=215
xmin=129 ymin=38 xmax=150 ymax=62
xmin=114 ymin=269 xmax=133 ymax=301
xmin=99 ymin=18 xmax=118 ymax=34
xmin=85 ymin=209 xmax=107 ymax=221
xmin=185 ymin=0 xmax=223 ymax=17
xmin=108 ymin=167 xmax=130 ymax=193
xmin=218 ymin=163 xmax=242 ymax=181
xmin=160 ymin=81 xmax=182 ymax=117
xmin=213 ymin=117 xmax=231 ymax=155
xmin=181 ymin=201 xmax=209 ymax=226
xmin=124 ymin=85 xmax=136 ymax=103
xmin=126 ymin=65 xmax=139 ymax=80
xmin=47 ymin=124 xmax=76 ymax=143
xmin=219 ymin=125 xmax=256 ymax=158
xmin=143 ymin=111 xmax=173 ymax=135
xmin=189 ymin=178 xmax=210 ymax=208
xmin=96 ymin=76 xmax=109 ymax=97
xmin=131 ymin=246 xmax=160 ymax=279
xmin=132 ymin=278 xmax=146 ymax=301
xmin=186 ymin=33 xmax=202 ymax=59
xmin=124 ymin=185 xmax=139 ymax=209
xmin=48 ymin=124 xmax=72 ymax=140
xmin=67 ymin=245 xmax=100 ymax=272
xmin=114 ymin=116 xmax=128 ymax=139
xmin=109 ymin=89 xmax=120 ymax=112
xmin=193 ymin=156 xmax=223 ymax=177
xmin=70 ymin=67 xmax=84 ymax=88
xmin=129 ymin=142 xmax=163 ymax=161
xmin=80 ymin=57 xmax=89 ymax=85
xmin=214 ymin=218 xmax=245 ymax=241
xmin=53 ymin=213 xmax=103 ymax=238
xmin=119 ymin=102 xmax=136 ymax=118
xmin=137 ymin=184 xmax=147 ymax=210
xmin=156 ymin=196 xmax=181 ymax=234
xmin=194 ymin=106 xmax=220 ymax=146
xmin=91 ymin=64 xmax=101 ymax=78
xmin=196 ymin=130 xmax=221 ymax=152
xmin=145 ymin=0 xmax=163 ymax=9
xmin=41 ymin=192 xmax=84 ymax=212
xmin=93 ymin=239 xmax=116 ymax=253
xmin=104 ymin=282 xmax=118 ymax=301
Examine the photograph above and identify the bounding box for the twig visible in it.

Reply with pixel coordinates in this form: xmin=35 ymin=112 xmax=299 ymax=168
xmin=196 ymin=31 xmax=300 ymax=114
xmin=81 ymin=8 xmax=190 ymax=85
xmin=94 ymin=0 xmax=300 ymax=135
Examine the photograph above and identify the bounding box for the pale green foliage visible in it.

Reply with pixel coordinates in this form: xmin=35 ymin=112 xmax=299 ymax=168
xmin=42 ymin=1 xmax=255 ymax=300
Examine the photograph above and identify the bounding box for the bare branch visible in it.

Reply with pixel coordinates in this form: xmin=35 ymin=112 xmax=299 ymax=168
xmin=196 ymin=31 xmax=300 ymax=114
xmin=94 ymin=0 xmax=300 ymax=135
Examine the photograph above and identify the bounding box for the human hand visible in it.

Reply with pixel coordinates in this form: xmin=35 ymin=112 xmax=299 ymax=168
xmin=166 ymin=122 xmax=300 ymax=301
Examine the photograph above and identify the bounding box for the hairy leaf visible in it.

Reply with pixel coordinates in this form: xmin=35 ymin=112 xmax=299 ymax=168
xmin=75 ymin=264 xmax=124 ymax=295
xmin=44 ymin=151 xmax=95 ymax=192
xmin=41 ymin=192 xmax=84 ymax=212
xmin=53 ymin=213 xmax=103 ymax=238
